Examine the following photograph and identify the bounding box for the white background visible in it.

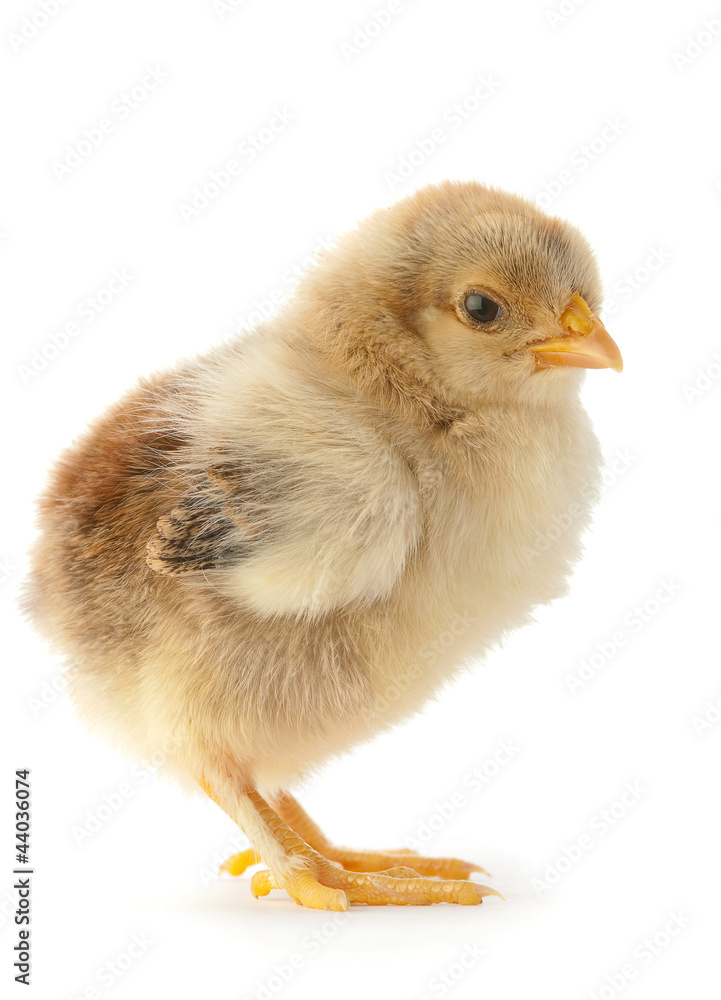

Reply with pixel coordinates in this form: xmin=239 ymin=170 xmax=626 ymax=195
xmin=2 ymin=1 xmax=720 ymax=998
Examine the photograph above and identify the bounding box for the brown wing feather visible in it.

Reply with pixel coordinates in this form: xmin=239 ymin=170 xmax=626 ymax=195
xmin=146 ymin=459 xmax=266 ymax=576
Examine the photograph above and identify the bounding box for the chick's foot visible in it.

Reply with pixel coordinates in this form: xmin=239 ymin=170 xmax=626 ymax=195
xmin=272 ymin=790 xmax=489 ymax=880
xmin=251 ymin=859 xmax=500 ymax=909
xmin=205 ymin=783 xmax=500 ymax=910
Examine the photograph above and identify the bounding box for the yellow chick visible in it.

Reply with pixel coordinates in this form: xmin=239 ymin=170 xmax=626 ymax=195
xmin=24 ymin=181 xmax=622 ymax=910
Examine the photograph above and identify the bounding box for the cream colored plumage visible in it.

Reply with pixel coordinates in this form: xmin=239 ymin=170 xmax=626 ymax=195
xmin=24 ymin=181 xmax=622 ymax=909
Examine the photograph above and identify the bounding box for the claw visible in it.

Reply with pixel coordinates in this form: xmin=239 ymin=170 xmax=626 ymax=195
xmin=250 ymin=870 xmax=273 ymax=898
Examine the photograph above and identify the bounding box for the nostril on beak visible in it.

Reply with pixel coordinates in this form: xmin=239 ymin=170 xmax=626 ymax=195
xmin=560 ymin=294 xmax=595 ymax=337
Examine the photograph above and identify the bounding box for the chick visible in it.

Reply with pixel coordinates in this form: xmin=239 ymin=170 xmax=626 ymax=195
xmin=25 ymin=181 xmax=622 ymax=910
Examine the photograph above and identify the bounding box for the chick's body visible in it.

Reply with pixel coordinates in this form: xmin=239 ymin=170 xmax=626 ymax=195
xmin=26 ymin=182 xmax=618 ymax=909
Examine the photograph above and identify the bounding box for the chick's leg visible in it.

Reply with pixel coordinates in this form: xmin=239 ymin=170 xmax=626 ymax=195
xmin=201 ymin=780 xmax=500 ymax=910
xmin=270 ymin=790 xmax=488 ymax=880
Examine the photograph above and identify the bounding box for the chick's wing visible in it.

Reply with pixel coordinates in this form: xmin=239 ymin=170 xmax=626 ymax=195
xmin=146 ymin=435 xmax=420 ymax=618
xmin=146 ymin=457 xmax=268 ymax=576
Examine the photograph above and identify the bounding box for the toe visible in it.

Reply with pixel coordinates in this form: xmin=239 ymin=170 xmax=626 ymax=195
xmin=343 ymin=869 xmax=503 ymax=906
xmin=220 ymin=848 xmax=262 ymax=876
xmin=327 ymin=847 xmax=489 ymax=880
xmin=403 ymin=856 xmax=490 ymax=880
xmin=289 ymin=871 xmax=349 ymax=911
xmin=250 ymin=869 xmax=274 ymax=897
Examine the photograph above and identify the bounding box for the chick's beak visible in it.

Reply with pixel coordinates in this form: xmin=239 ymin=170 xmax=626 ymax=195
xmin=531 ymin=294 xmax=623 ymax=372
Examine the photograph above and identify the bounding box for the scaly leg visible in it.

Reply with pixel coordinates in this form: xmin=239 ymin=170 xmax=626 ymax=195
xmin=202 ymin=778 xmax=501 ymax=910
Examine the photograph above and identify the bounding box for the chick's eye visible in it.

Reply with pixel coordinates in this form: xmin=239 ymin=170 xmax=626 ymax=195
xmin=463 ymin=293 xmax=502 ymax=324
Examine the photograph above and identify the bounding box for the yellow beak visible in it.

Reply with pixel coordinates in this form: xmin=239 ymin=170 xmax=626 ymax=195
xmin=531 ymin=294 xmax=623 ymax=372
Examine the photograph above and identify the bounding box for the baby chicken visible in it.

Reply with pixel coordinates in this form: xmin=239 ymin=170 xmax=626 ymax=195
xmin=25 ymin=181 xmax=622 ymax=910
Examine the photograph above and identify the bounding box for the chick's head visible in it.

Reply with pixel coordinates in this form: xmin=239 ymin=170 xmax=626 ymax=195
xmin=308 ymin=181 xmax=622 ymax=410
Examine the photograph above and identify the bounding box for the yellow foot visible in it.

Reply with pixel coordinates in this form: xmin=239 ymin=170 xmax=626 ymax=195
xmin=200 ymin=783 xmax=502 ymax=911
xmin=250 ymin=855 xmax=502 ymax=910
xmin=219 ymin=844 xmax=482 ymax=881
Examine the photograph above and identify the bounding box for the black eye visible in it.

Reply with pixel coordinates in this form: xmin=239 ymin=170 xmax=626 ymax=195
xmin=463 ymin=293 xmax=502 ymax=324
